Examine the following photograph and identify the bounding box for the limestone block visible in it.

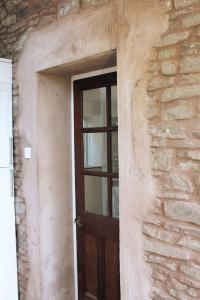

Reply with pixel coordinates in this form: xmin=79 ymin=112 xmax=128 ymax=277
xmin=165 ymin=221 xmax=200 ymax=237
xmin=178 ymin=160 xmax=200 ymax=171
xmin=178 ymin=236 xmax=200 ymax=252
xmin=143 ymin=223 xmax=180 ymax=243
xmin=157 ymin=32 xmax=190 ymax=47
xmin=171 ymin=278 xmax=187 ymax=291
xmin=161 ymin=103 xmax=193 ymax=120
xmin=180 ymin=74 xmax=200 ymax=85
xmin=183 ymin=13 xmax=200 ymax=28
xmin=174 ymin=0 xmax=198 ymax=9
xmin=58 ymin=0 xmax=80 ymax=17
xmin=6 ymin=0 xmax=23 ymax=12
xmin=144 ymin=237 xmax=191 ymax=260
xmin=151 ymin=148 xmax=173 ymax=171
xmin=161 ymin=0 xmax=173 ymax=12
xmin=0 ymin=7 xmax=7 ymax=21
xmin=164 ymin=173 xmax=193 ymax=193
xmin=164 ymin=200 xmax=200 ymax=225
xmin=148 ymin=77 xmax=174 ymax=91
xmin=147 ymin=254 xmax=177 ymax=270
xmin=181 ymin=42 xmax=200 ymax=56
xmin=159 ymin=49 xmax=177 ymax=60
xmin=180 ymin=264 xmax=200 ymax=281
xmin=1 ymin=14 xmax=16 ymax=27
xmin=161 ymin=62 xmax=177 ymax=75
xmin=180 ymin=57 xmax=200 ymax=73
xmin=178 ymin=272 xmax=200 ymax=288
xmin=186 ymin=150 xmax=200 ymax=160
xmin=150 ymin=125 xmax=186 ymax=139
xmin=161 ymin=84 xmax=200 ymax=102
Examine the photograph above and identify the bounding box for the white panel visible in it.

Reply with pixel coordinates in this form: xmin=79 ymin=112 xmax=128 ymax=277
xmin=0 ymin=82 xmax=12 ymax=167
xmin=0 ymin=61 xmax=12 ymax=84
xmin=0 ymin=168 xmax=18 ymax=300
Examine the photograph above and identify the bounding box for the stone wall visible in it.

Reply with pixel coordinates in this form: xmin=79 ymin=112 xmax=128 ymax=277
xmin=144 ymin=0 xmax=200 ymax=299
xmin=0 ymin=0 xmax=105 ymax=299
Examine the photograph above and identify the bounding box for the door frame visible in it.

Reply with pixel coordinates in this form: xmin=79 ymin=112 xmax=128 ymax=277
xmin=71 ymin=66 xmax=117 ymax=300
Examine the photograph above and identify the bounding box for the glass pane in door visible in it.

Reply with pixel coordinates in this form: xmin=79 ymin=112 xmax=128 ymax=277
xmin=111 ymin=86 xmax=118 ymax=126
xmin=83 ymin=88 xmax=106 ymax=128
xmin=112 ymin=179 xmax=119 ymax=218
xmin=112 ymin=132 xmax=118 ymax=173
xmin=84 ymin=176 xmax=108 ymax=216
xmin=84 ymin=132 xmax=107 ymax=171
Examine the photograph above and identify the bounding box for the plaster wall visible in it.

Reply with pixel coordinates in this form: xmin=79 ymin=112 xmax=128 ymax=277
xmin=16 ymin=0 xmax=168 ymax=299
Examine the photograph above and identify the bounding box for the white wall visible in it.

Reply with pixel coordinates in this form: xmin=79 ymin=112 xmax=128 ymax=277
xmin=0 ymin=59 xmax=18 ymax=300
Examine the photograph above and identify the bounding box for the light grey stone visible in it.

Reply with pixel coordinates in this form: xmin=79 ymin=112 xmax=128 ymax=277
xmin=1 ymin=14 xmax=16 ymax=27
xmin=143 ymin=223 xmax=180 ymax=243
xmin=148 ymin=77 xmax=174 ymax=91
xmin=151 ymin=148 xmax=173 ymax=171
xmin=180 ymin=57 xmax=200 ymax=73
xmin=172 ymin=278 xmax=187 ymax=291
xmin=148 ymin=254 xmax=177 ymax=270
xmin=186 ymin=150 xmax=200 ymax=160
xmin=165 ymin=220 xmax=200 ymax=237
xmin=164 ymin=200 xmax=200 ymax=225
xmin=161 ymin=103 xmax=193 ymax=120
xmin=181 ymin=42 xmax=200 ymax=56
xmin=178 ymin=272 xmax=200 ymax=288
xmin=180 ymin=264 xmax=200 ymax=281
xmin=158 ymin=191 xmax=190 ymax=200
xmin=161 ymin=84 xmax=200 ymax=102
xmin=0 ymin=7 xmax=6 ymax=21
xmin=159 ymin=49 xmax=177 ymax=60
xmin=183 ymin=13 xmax=200 ymax=28
xmin=150 ymin=125 xmax=186 ymax=139
xmin=157 ymin=31 xmax=190 ymax=47
xmin=6 ymin=0 xmax=23 ymax=11
xmin=161 ymin=62 xmax=177 ymax=75
xmin=178 ymin=160 xmax=200 ymax=171
xmin=180 ymin=74 xmax=200 ymax=85
xmin=178 ymin=236 xmax=200 ymax=252
xmin=58 ymin=0 xmax=80 ymax=17
xmin=144 ymin=237 xmax=191 ymax=260
xmin=164 ymin=173 xmax=193 ymax=193
xmin=143 ymin=214 xmax=163 ymax=226
xmin=174 ymin=0 xmax=198 ymax=9
xmin=161 ymin=0 xmax=173 ymax=12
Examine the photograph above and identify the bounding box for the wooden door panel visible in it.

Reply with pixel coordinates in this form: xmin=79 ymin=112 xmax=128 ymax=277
xmin=84 ymin=233 xmax=98 ymax=299
xmin=105 ymin=239 xmax=120 ymax=300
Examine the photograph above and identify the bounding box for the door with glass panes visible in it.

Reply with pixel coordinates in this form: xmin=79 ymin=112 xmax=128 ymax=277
xmin=74 ymin=72 xmax=119 ymax=300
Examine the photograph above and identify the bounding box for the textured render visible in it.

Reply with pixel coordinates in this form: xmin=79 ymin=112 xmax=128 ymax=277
xmin=144 ymin=0 xmax=200 ymax=299
xmin=0 ymin=0 xmax=110 ymax=299
xmin=2 ymin=0 xmax=200 ymax=300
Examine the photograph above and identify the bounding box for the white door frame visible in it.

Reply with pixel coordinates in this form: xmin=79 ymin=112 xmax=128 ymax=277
xmin=71 ymin=66 xmax=117 ymax=300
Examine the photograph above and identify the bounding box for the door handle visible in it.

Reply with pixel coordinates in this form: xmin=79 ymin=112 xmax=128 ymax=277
xmin=74 ymin=216 xmax=84 ymax=228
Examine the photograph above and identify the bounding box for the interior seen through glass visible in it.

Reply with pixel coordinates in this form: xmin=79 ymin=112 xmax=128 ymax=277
xmin=83 ymin=87 xmax=106 ymax=128
xmin=84 ymin=176 xmax=108 ymax=216
xmin=83 ymin=84 xmax=119 ymax=218
xmin=84 ymin=132 xmax=107 ymax=171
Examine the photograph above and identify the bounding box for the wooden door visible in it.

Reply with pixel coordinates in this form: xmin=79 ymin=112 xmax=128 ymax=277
xmin=74 ymin=72 xmax=120 ymax=300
